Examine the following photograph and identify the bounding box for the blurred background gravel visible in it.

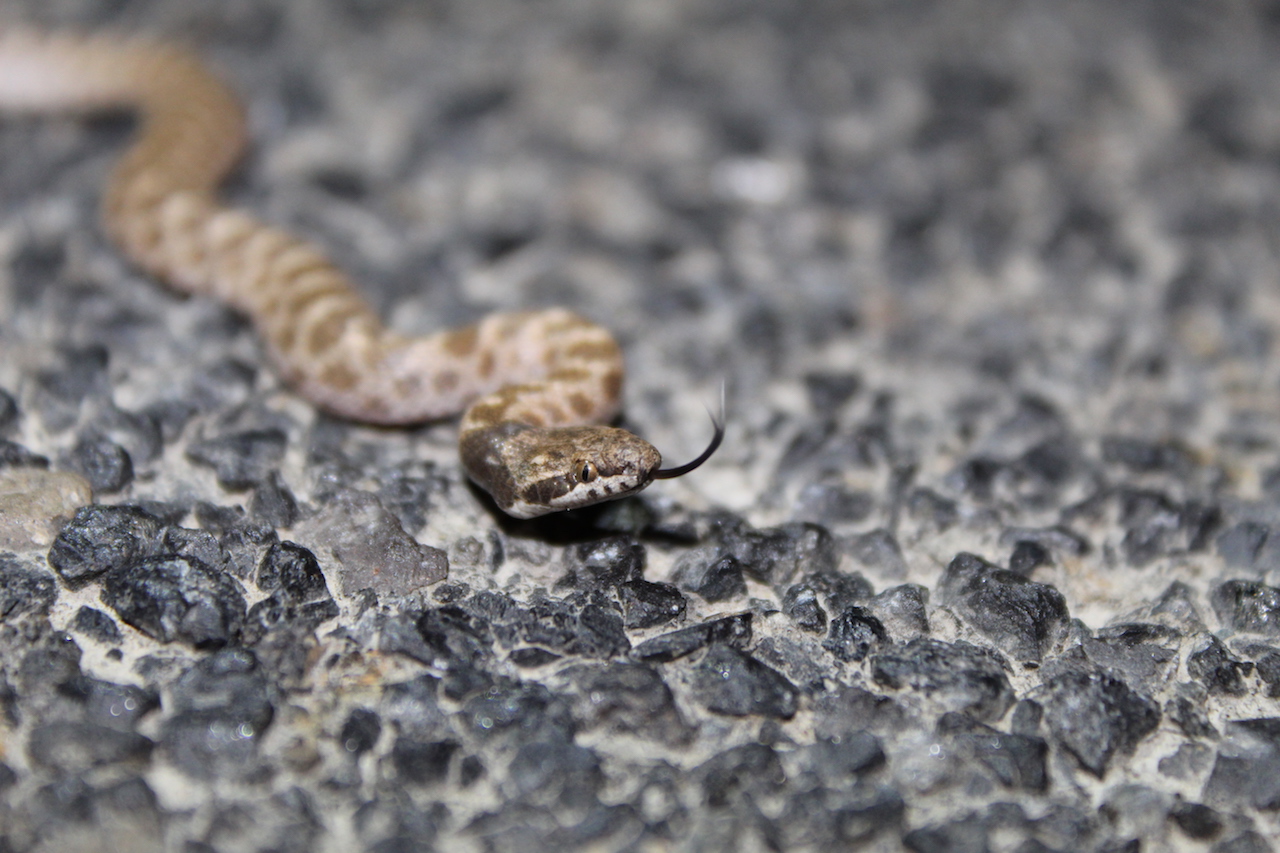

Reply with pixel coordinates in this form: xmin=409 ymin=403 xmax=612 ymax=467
xmin=3 ymin=1 xmax=1280 ymax=851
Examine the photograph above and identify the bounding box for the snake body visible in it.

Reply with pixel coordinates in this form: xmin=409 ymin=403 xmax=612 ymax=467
xmin=0 ymin=32 xmax=717 ymax=517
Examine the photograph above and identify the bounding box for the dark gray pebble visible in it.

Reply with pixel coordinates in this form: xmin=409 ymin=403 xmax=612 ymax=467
xmin=904 ymin=812 xmax=991 ymax=853
xmin=798 ymin=731 xmax=886 ymax=782
xmin=907 ymin=488 xmax=960 ymax=532
xmin=69 ymin=432 xmax=133 ymax=493
xmin=26 ymin=720 xmax=153 ymax=773
xmin=630 ymin=612 xmax=752 ymax=663
xmin=161 ymin=648 xmax=275 ymax=779
xmin=867 ymin=584 xmax=930 ymax=640
xmin=1081 ymin=623 xmax=1180 ymax=690
xmin=244 ymin=596 xmax=338 ymax=647
xmin=506 ymin=740 xmax=603 ymax=809
xmin=374 ymin=463 xmax=450 ymax=534
xmin=0 ymin=386 xmax=17 ymax=433
xmin=566 ymin=536 xmax=645 ymax=589
xmin=47 ymin=504 xmax=165 ymax=589
xmin=846 ymin=528 xmax=908 ymax=577
xmin=938 ymin=552 xmax=1070 ymax=662
xmin=413 ymin=605 xmax=493 ymax=676
xmin=1009 ymin=540 xmax=1051 ymax=574
xmin=256 ymin=541 xmax=330 ymax=603
xmin=560 ymin=662 xmax=691 ymax=743
xmin=779 ymin=783 xmax=905 ymax=848
xmin=1204 ymin=719 xmax=1280 ymax=810
xmin=0 ymin=438 xmax=49 ymax=468
xmin=501 ymin=597 xmax=631 ymax=661
xmin=378 ymin=675 xmax=448 ymax=739
xmin=674 ymin=553 xmax=747 ymax=602
xmin=998 ymin=525 xmax=1090 ymax=558
xmin=937 ymin=713 xmax=1048 ymax=792
xmin=339 ymin=708 xmax=382 ymax=755
xmin=57 ymin=674 xmax=159 ymax=731
xmin=1217 ymin=522 xmax=1270 ymax=569
xmin=1119 ymin=490 xmax=1218 ymax=567
xmin=32 ymin=345 xmax=110 ymax=429
xmin=793 ymin=482 xmax=875 ymax=527
xmin=691 ymin=644 xmax=799 ymax=719
xmin=508 ymin=648 xmax=561 ymax=668
xmin=1037 ymin=669 xmax=1161 ymax=777
xmin=698 ymin=742 xmax=786 ymax=807
xmin=461 ymin=680 xmax=575 ymax=745
xmin=812 ymin=684 xmax=906 ymax=739
xmin=0 ymin=555 xmax=57 ymax=618
xmin=161 ymin=527 xmax=231 ymax=574
xmin=91 ymin=405 xmax=163 ymax=465
xmin=101 ymin=555 xmax=246 ymax=648
xmin=185 ymin=428 xmax=288 ymax=490
xmin=250 ymin=470 xmax=299 ymax=528
xmin=68 ymin=605 xmax=121 ymax=644
xmin=1248 ymin=644 xmax=1280 ymax=698
xmin=871 ymin=638 xmax=1014 ymax=721
xmin=823 ymin=606 xmax=887 ymax=662
xmin=389 ymin=737 xmax=458 ymax=785
xmin=804 ymin=370 xmax=861 ymax=415
xmin=1211 ymin=580 xmax=1280 ymax=635
xmin=782 ymin=582 xmax=828 ymax=632
xmin=1168 ymin=801 xmax=1224 ymax=840
xmin=1187 ymin=634 xmax=1252 ymax=696
xmin=717 ymin=520 xmax=837 ymax=585
xmin=616 ymin=579 xmax=686 ymax=629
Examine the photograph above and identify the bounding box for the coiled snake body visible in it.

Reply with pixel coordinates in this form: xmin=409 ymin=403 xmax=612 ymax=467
xmin=0 ymin=33 xmax=718 ymax=517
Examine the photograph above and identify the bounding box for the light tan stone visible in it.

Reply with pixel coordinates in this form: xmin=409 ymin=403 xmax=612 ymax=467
xmin=0 ymin=468 xmax=92 ymax=551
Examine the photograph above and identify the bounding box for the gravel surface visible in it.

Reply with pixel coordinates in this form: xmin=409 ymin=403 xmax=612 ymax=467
xmin=3 ymin=1 xmax=1280 ymax=851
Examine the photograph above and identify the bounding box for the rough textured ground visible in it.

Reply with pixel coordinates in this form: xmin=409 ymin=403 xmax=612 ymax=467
xmin=2 ymin=0 xmax=1280 ymax=851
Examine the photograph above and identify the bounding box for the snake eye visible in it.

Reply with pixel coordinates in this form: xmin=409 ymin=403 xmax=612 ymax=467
xmin=580 ymin=461 xmax=597 ymax=483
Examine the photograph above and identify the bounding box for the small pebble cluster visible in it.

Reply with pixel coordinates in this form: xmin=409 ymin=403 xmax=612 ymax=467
xmin=3 ymin=0 xmax=1280 ymax=851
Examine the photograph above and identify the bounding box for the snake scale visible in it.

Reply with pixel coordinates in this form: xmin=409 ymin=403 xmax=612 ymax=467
xmin=0 ymin=32 xmax=719 ymax=518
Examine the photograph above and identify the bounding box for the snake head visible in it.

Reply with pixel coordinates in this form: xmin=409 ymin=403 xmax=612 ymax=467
xmin=461 ymin=417 xmax=724 ymax=519
xmin=461 ymin=424 xmax=663 ymax=518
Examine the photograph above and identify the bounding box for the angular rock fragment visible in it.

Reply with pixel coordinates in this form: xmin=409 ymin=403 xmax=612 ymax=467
xmin=630 ymin=612 xmax=752 ymax=663
xmin=300 ymin=489 xmax=446 ymax=595
xmin=161 ymin=648 xmax=275 ymax=779
xmin=872 ymin=638 xmax=1014 ymax=721
xmin=47 ymin=504 xmax=164 ymax=589
xmin=101 ymin=555 xmax=246 ymax=648
xmin=938 ymin=552 xmax=1070 ymax=662
xmin=691 ymin=645 xmax=799 ymax=719
xmin=185 ymin=428 xmax=288 ymax=490
xmin=617 ymin=579 xmax=686 ymax=629
xmin=823 ymin=606 xmax=887 ymax=662
xmin=1037 ymin=669 xmax=1160 ymax=777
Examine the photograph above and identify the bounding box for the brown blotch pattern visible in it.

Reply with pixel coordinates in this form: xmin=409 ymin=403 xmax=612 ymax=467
xmin=568 ymin=391 xmax=594 ymax=419
xmin=434 ymin=370 xmax=460 ymax=394
xmin=565 ymin=340 xmax=619 ymax=363
xmin=320 ymin=362 xmax=359 ymax=391
xmin=304 ymin=311 xmax=347 ymax=357
xmin=443 ymin=326 xmax=479 ymax=357
xmin=602 ymin=368 xmax=623 ymax=403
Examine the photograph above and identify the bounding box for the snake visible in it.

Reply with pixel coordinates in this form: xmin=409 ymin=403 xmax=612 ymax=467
xmin=0 ymin=32 xmax=720 ymax=518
